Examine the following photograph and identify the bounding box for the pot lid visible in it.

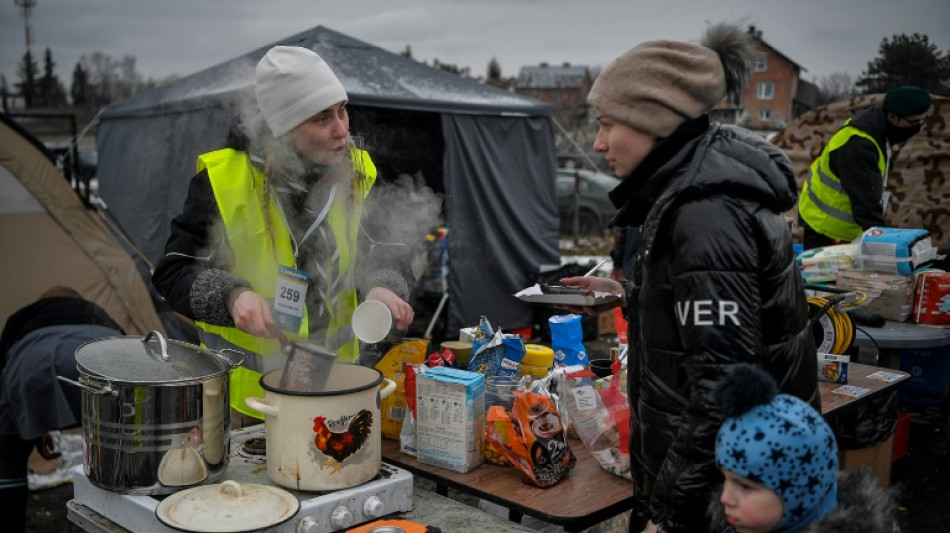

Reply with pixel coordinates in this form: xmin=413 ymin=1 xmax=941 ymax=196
xmin=155 ymin=480 xmax=299 ymax=532
xmin=76 ymin=331 xmax=242 ymax=383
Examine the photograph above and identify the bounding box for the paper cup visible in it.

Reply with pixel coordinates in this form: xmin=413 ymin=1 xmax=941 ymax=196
xmin=352 ymin=300 xmax=394 ymax=343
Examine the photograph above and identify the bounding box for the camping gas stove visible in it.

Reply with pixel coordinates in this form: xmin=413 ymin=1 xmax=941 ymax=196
xmin=72 ymin=425 xmax=414 ymax=532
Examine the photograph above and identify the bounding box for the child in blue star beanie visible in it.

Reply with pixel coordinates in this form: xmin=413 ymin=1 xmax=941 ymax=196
xmin=712 ymin=364 xmax=837 ymax=532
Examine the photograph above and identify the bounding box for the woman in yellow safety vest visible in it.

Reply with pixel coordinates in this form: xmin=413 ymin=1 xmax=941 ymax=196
xmin=152 ymin=46 xmax=415 ymax=424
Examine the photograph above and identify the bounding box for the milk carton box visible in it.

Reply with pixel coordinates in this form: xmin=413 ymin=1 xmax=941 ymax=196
xmin=416 ymin=366 xmax=485 ymax=473
xmin=818 ymin=353 xmax=850 ymax=383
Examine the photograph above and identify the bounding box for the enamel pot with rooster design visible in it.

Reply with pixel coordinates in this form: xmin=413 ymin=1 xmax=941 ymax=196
xmin=245 ymin=363 xmax=396 ymax=491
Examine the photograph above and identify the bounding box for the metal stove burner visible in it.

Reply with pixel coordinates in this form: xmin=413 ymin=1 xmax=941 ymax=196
xmin=72 ymin=425 xmax=415 ymax=533
xmin=241 ymin=436 xmax=267 ymax=455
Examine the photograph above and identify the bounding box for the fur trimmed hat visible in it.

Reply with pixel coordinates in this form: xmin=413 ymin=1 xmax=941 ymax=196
xmin=588 ymin=22 xmax=753 ymax=138
xmin=255 ymin=46 xmax=347 ymax=138
xmin=714 ymin=365 xmax=838 ymax=533
xmin=883 ymin=86 xmax=932 ymax=117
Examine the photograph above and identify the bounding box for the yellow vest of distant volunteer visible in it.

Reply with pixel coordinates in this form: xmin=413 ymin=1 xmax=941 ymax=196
xmin=195 ymin=148 xmax=376 ymax=416
xmin=798 ymin=121 xmax=887 ymax=242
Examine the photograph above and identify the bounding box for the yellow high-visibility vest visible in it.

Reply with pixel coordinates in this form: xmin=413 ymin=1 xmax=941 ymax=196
xmin=194 ymin=148 xmax=376 ymax=416
xmin=798 ymin=121 xmax=886 ymax=242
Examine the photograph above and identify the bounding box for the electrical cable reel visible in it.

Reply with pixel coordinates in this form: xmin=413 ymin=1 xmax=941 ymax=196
xmin=805 ymin=285 xmax=867 ymax=355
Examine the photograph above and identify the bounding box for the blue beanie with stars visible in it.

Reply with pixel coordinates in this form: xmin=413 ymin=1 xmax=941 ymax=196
xmin=714 ymin=365 xmax=838 ymax=533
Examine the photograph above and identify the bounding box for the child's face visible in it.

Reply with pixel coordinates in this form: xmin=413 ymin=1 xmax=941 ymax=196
xmin=720 ymin=469 xmax=784 ymax=533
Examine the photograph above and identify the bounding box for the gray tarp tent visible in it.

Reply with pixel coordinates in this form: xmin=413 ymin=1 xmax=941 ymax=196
xmin=96 ymin=25 xmax=560 ymax=336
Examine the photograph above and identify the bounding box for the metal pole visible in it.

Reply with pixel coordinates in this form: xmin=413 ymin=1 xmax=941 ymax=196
xmin=424 ymin=292 xmax=450 ymax=339
xmin=14 ymin=0 xmax=37 ymax=54
xmin=572 ymin=169 xmax=580 ymax=243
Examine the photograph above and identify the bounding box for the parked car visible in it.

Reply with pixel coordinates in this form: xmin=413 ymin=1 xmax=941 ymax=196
xmin=556 ymin=168 xmax=620 ymax=235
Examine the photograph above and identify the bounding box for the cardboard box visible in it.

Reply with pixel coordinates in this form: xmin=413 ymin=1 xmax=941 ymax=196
xmin=835 ymin=270 xmax=915 ymax=322
xmin=415 ymin=366 xmax=485 ymax=473
xmin=597 ymin=311 xmax=614 ymax=336
xmin=818 ymin=353 xmax=849 ymax=383
xmin=839 ymin=433 xmax=894 ymax=488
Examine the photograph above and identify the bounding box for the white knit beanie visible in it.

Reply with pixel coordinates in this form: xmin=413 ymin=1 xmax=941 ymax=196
xmin=255 ymin=46 xmax=348 ymax=138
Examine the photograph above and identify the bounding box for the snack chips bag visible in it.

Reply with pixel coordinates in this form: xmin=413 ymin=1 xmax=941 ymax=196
xmin=486 ymin=391 xmax=575 ymax=487
xmin=468 ymin=316 xmax=525 ymax=378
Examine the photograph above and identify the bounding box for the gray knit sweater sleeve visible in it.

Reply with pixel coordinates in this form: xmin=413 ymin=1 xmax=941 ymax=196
xmin=189 ymin=269 xmax=251 ymax=327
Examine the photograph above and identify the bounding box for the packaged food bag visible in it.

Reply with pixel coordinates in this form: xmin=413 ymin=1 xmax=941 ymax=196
xmin=796 ymin=244 xmax=857 ymax=283
xmin=399 ymin=363 xmax=429 ymax=456
xmin=486 ymin=390 xmax=576 ymax=487
xmin=558 ymin=366 xmax=632 ymax=479
xmin=468 ymin=316 xmax=525 ymax=378
xmin=548 ymin=314 xmax=588 ymax=367
xmin=855 ymin=227 xmax=938 ymax=276
xmin=374 ymin=339 xmax=428 ymax=440
xmin=912 ymin=271 xmax=950 ymax=325
xmin=599 ymin=359 xmax=631 ymax=457
xmin=613 ymin=307 xmax=629 ymax=345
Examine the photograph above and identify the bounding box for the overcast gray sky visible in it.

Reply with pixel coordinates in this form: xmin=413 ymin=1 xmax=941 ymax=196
xmin=2 ymin=0 xmax=949 ymax=91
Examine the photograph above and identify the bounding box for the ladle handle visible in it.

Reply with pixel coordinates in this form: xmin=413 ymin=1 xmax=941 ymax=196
xmin=268 ymin=325 xmax=291 ymax=350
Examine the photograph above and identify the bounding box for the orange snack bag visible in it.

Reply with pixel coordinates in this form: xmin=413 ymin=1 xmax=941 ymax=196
xmin=486 ymin=391 xmax=575 ymax=487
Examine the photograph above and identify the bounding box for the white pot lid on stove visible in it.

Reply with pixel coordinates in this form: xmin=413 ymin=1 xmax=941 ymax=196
xmin=156 ymin=480 xmax=299 ymax=532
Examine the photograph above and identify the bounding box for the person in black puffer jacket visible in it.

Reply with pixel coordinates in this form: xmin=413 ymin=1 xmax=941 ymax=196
xmin=558 ymin=23 xmax=818 ymax=533
xmin=0 ymin=286 xmax=125 ymax=533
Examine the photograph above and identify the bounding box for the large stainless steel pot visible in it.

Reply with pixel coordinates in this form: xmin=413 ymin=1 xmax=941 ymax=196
xmin=58 ymin=330 xmax=245 ymax=495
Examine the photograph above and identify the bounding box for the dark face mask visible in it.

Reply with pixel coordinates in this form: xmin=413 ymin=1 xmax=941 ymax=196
xmin=886 ymin=123 xmax=922 ymax=145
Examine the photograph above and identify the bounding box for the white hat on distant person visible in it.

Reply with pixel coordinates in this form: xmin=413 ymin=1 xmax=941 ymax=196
xmin=255 ymin=46 xmax=347 ymax=138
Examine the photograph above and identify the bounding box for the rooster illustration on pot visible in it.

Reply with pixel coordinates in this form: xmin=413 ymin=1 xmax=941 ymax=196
xmin=312 ymin=410 xmax=373 ymax=472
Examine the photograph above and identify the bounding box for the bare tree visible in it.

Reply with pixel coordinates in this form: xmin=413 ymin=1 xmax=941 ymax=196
xmin=77 ymin=51 xmax=149 ymax=107
xmin=817 ymin=72 xmax=856 ymax=105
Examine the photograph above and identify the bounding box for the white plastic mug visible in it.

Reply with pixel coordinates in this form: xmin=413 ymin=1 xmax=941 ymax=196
xmin=352 ymin=300 xmax=404 ymax=343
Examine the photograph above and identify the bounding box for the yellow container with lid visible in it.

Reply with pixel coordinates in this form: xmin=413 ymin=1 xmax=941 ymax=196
xmin=521 ymin=344 xmax=555 ymax=378
xmin=440 ymin=340 xmax=473 ymax=367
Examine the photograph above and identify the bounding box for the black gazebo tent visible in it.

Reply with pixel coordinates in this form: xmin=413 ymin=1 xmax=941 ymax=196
xmin=96 ymin=25 xmax=560 ymax=336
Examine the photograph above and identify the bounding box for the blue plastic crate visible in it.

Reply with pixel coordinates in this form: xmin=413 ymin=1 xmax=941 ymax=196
xmin=898 ymin=345 xmax=950 ymax=405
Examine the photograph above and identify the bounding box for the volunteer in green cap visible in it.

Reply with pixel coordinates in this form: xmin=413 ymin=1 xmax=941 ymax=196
xmin=798 ymin=85 xmax=932 ymax=248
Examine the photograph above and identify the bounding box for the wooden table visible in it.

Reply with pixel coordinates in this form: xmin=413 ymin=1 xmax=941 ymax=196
xmin=380 ymin=363 xmax=908 ymax=531
xmin=818 ymin=361 xmax=909 ymax=486
xmin=382 ymin=436 xmax=633 ymax=532
xmin=818 ymin=361 xmax=909 ymax=418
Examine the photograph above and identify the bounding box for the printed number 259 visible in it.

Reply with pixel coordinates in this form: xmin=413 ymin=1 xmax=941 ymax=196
xmin=280 ymin=287 xmax=300 ymax=302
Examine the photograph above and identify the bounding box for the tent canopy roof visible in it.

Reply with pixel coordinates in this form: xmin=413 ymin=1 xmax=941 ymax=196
xmin=102 ymin=25 xmax=551 ymax=119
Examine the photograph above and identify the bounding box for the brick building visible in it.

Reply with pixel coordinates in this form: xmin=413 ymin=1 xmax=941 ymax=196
xmin=711 ymin=26 xmax=817 ymax=132
xmin=515 ymin=63 xmax=593 ymax=130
